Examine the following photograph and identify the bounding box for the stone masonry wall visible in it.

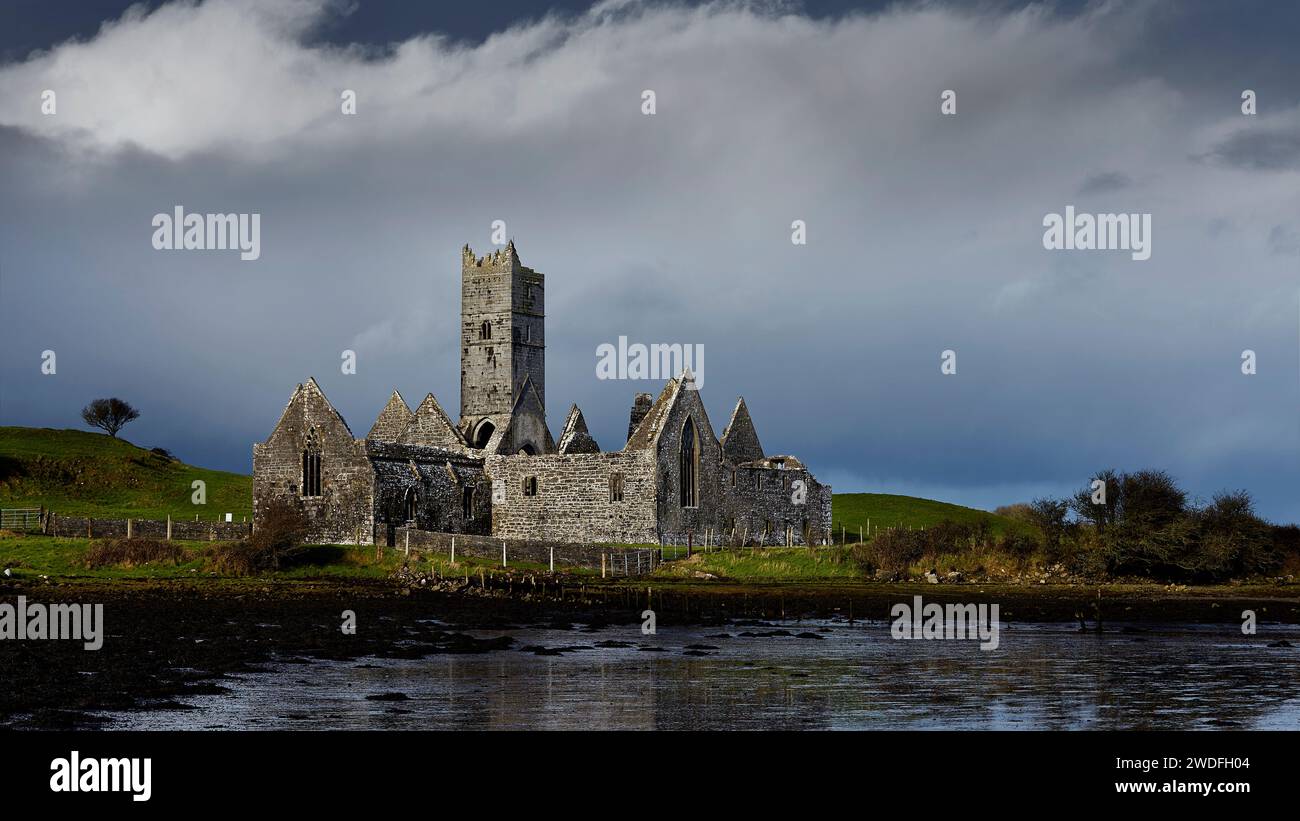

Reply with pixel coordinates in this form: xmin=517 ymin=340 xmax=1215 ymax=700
xmin=391 ymin=527 xmax=656 ymax=573
xmin=721 ymin=465 xmax=832 ymax=545
xmin=368 ymin=441 xmax=489 ymax=546
xmin=44 ymin=514 xmax=252 ymax=541
xmin=460 ymin=262 xmax=514 ymax=420
xmin=485 ymin=450 xmax=658 ymax=544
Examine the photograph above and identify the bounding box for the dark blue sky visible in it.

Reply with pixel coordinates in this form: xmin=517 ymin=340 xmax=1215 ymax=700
xmin=1 ymin=0 xmax=1298 ymax=521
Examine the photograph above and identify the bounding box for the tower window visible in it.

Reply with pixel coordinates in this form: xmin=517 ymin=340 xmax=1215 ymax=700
xmin=522 ymin=476 xmax=538 ymax=497
xmin=480 ymin=321 xmax=492 ymax=340
xmin=403 ymin=488 xmax=418 ymax=522
xmin=610 ymin=472 xmax=624 ymax=503
xmin=680 ymin=417 xmax=699 ymax=508
xmin=302 ymin=428 xmax=322 ymax=498
xmin=462 ymin=485 xmax=475 ymax=519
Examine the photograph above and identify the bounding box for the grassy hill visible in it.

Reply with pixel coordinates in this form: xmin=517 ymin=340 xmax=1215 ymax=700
xmin=831 ymin=492 xmax=1033 ymax=542
xmin=0 ymin=427 xmax=252 ymax=521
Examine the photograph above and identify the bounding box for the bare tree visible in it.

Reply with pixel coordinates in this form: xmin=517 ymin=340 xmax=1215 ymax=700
xmin=81 ymin=397 xmax=140 ymax=438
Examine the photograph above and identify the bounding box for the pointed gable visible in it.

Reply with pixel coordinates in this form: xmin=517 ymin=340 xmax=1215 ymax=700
xmin=624 ymin=378 xmax=680 ymax=451
xmin=625 ymin=371 xmax=720 ymax=471
xmin=367 ymin=390 xmax=414 ymax=442
xmin=558 ymin=404 xmax=600 ymax=454
xmin=303 ymin=377 xmax=354 ymax=436
xmin=499 ymin=375 xmax=555 ymax=454
xmin=624 ymin=371 xmax=718 ymax=452
xmin=720 ymin=397 xmax=765 ymax=463
xmin=399 ymin=393 xmax=465 ymax=448
xmin=255 ymin=377 xmax=359 ymax=465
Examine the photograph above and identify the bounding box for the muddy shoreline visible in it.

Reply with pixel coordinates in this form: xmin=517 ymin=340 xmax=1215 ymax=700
xmin=3 ymin=578 xmax=1298 ymax=729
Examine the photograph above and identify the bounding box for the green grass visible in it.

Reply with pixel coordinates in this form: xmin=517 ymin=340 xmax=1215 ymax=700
xmin=0 ymin=532 xmax=397 ymax=582
xmin=0 ymin=531 xmax=599 ymax=584
xmin=0 ymin=427 xmax=251 ymax=521
xmin=655 ymin=546 xmax=865 ymax=581
xmin=831 ymin=492 xmax=1034 ymax=542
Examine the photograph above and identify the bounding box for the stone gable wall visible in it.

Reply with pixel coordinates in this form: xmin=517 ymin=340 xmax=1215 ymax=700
xmin=252 ymin=384 xmax=375 ymax=544
xmin=651 ymin=386 xmax=725 ymax=540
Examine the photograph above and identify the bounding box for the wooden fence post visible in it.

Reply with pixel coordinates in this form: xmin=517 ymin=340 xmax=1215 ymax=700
xmin=126 ymin=518 xmax=133 ymax=539
xmin=451 ymin=536 xmax=456 ymax=564
xmin=166 ymin=515 xmax=172 ymax=541
xmin=502 ymin=540 xmax=507 ymax=568
xmin=549 ymin=544 xmax=554 ymax=574
xmin=601 ymin=553 xmax=607 ymax=579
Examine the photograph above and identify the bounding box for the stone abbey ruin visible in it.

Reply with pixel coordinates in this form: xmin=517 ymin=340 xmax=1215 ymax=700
xmin=252 ymin=242 xmax=831 ymax=546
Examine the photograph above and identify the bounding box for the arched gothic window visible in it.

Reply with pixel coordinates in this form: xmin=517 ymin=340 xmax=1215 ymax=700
xmin=403 ymin=488 xmax=420 ymax=523
xmin=302 ymin=428 xmax=322 ymax=498
xmin=680 ymin=417 xmax=699 ymax=508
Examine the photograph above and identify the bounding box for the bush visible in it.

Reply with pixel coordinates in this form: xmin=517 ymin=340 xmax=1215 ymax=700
xmin=205 ymin=541 xmax=285 ymax=575
xmin=862 ymin=527 xmax=927 ymax=578
xmin=207 ymin=499 xmax=308 ymax=576
xmin=83 ymin=538 xmax=187 ymax=568
xmin=997 ymin=531 xmax=1038 ymax=561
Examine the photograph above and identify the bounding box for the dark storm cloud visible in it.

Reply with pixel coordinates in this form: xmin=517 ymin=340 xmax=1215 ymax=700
xmin=1203 ymin=127 xmax=1300 ymax=172
xmin=1076 ymin=171 xmax=1131 ymax=196
xmin=1 ymin=0 xmax=1298 ymax=522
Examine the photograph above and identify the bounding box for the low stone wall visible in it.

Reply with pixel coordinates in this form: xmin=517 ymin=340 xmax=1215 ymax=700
xmin=392 ymin=527 xmax=656 ymax=575
xmin=43 ymin=513 xmax=252 ymax=541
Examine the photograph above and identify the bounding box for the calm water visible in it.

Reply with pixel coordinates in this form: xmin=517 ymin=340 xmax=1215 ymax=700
xmin=99 ymin=620 xmax=1300 ymax=730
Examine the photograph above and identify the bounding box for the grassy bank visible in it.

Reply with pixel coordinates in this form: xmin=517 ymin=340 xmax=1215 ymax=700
xmin=0 ymin=426 xmax=252 ymax=520
xmin=0 ymin=531 xmax=586 ymax=585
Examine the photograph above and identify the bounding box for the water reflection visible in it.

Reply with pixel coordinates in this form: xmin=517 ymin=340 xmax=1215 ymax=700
xmin=100 ymin=621 xmax=1300 ymax=730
